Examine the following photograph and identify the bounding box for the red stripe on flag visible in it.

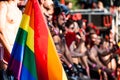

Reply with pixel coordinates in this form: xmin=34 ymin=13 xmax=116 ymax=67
xmin=34 ymin=1 xmax=49 ymax=80
xmin=24 ymin=0 xmax=32 ymax=16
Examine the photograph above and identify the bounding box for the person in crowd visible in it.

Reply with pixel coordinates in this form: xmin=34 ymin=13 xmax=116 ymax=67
xmin=97 ymin=1 xmax=108 ymax=13
xmin=107 ymin=30 xmax=117 ymax=78
xmin=39 ymin=0 xmax=54 ymax=32
xmin=98 ymin=38 xmax=117 ymax=79
xmin=91 ymin=1 xmax=98 ymax=9
xmin=39 ymin=0 xmax=54 ymax=18
xmin=17 ymin=0 xmax=28 ymax=13
xmin=0 ymin=0 xmax=22 ymax=70
xmin=65 ymin=17 xmax=90 ymax=79
xmin=86 ymin=32 xmax=109 ymax=80
xmin=65 ymin=0 xmax=73 ymax=10
xmin=50 ymin=2 xmax=78 ymax=78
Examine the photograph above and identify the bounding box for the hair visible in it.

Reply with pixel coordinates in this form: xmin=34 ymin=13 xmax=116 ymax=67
xmin=65 ymin=0 xmax=72 ymax=5
xmin=65 ymin=19 xmax=74 ymax=28
xmin=77 ymin=20 xmax=82 ymax=28
xmin=99 ymin=38 xmax=106 ymax=45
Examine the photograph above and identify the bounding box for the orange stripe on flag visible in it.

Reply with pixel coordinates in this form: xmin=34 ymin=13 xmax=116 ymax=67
xmin=33 ymin=0 xmax=68 ymax=80
xmin=24 ymin=0 xmax=32 ymax=16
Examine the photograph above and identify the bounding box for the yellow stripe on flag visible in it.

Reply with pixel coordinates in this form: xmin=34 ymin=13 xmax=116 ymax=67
xmin=26 ymin=26 xmax=34 ymax=52
xmin=20 ymin=14 xmax=30 ymax=32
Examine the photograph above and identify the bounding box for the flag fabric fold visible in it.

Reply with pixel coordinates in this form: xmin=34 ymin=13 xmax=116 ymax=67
xmin=7 ymin=0 xmax=67 ymax=80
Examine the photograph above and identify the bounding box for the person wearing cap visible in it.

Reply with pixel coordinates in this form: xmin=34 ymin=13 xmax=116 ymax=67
xmin=65 ymin=0 xmax=73 ymax=10
xmin=51 ymin=1 xmax=78 ymax=77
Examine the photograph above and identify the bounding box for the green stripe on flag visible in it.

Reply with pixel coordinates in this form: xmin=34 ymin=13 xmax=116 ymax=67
xmin=16 ymin=28 xmax=28 ymax=46
xmin=23 ymin=45 xmax=38 ymax=80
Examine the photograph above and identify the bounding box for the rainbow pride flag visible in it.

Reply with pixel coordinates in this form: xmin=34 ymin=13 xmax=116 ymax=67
xmin=7 ymin=0 xmax=68 ymax=80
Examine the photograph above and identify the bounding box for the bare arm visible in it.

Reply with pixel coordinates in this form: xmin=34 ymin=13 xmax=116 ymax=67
xmin=88 ymin=48 xmax=106 ymax=68
xmin=69 ymin=41 xmax=86 ymax=57
xmin=53 ymin=35 xmax=73 ymax=65
xmin=97 ymin=47 xmax=110 ymax=56
xmin=64 ymin=43 xmax=73 ymax=64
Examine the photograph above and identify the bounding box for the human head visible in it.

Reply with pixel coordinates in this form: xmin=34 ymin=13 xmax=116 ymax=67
xmin=66 ymin=20 xmax=79 ymax=33
xmin=100 ymin=39 xmax=109 ymax=49
xmin=53 ymin=3 xmax=70 ymax=31
xmin=57 ymin=12 xmax=66 ymax=30
xmin=90 ymin=33 xmax=99 ymax=45
xmin=79 ymin=30 xmax=86 ymax=42
xmin=96 ymin=36 xmax=101 ymax=45
xmin=92 ymin=2 xmax=97 ymax=9
xmin=65 ymin=0 xmax=73 ymax=9
xmin=39 ymin=0 xmax=54 ymax=16
xmin=109 ymin=29 xmax=115 ymax=43
xmin=98 ymin=1 xmax=104 ymax=9
xmin=43 ymin=0 xmax=53 ymax=10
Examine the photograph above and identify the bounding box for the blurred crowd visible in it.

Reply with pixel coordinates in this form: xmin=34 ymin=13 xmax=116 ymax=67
xmin=38 ymin=0 xmax=120 ymax=80
xmin=43 ymin=0 xmax=120 ymax=80
xmin=1 ymin=0 xmax=120 ymax=80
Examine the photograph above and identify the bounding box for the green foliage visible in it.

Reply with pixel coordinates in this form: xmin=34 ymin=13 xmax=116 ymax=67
xmin=65 ymin=0 xmax=81 ymax=10
xmin=57 ymin=0 xmax=81 ymax=9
